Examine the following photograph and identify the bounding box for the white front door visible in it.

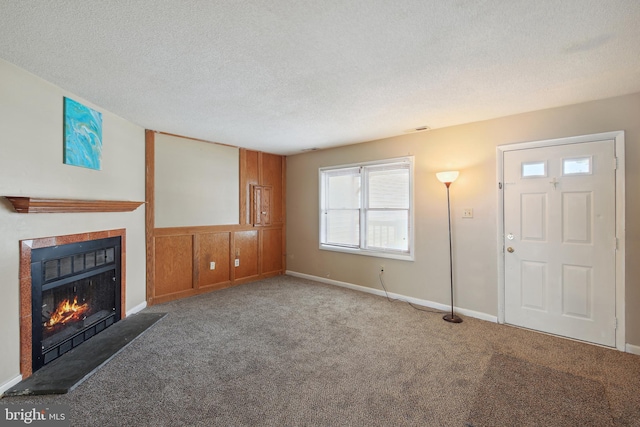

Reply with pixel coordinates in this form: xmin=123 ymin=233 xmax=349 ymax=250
xmin=503 ymin=139 xmax=617 ymax=347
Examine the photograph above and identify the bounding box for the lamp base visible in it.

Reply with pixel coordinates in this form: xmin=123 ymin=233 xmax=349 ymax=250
xmin=443 ymin=313 xmax=463 ymax=323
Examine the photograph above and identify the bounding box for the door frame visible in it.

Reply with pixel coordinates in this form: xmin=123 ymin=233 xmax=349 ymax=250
xmin=496 ymin=131 xmax=625 ymax=350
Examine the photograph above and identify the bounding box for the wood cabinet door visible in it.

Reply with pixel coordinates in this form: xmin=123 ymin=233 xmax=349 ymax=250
xmin=234 ymin=230 xmax=259 ymax=279
xmin=252 ymin=185 xmax=272 ymax=226
xmin=197 ymin=232 xmax=231 ymax=287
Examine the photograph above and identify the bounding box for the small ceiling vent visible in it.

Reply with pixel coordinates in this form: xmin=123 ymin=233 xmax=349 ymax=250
xmin=404 ymin=126 xmax=431 ymax=133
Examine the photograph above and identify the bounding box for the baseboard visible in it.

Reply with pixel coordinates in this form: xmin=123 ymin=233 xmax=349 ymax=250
xmin=126 ymin=300 xmax=147 ymax=317
xmin=626 ymin=343 xmax=640 ymax=355
xmin=0 ymin=374 xmax=23 ymax=397
xmin=285 ymin=271 xmax=498 ymax=323
xmin=456 ymin=306 xmax=498 ymax=323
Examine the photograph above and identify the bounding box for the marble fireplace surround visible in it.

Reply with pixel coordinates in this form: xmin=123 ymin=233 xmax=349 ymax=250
xmin=19 ymin=229 xmax=127 ymax=378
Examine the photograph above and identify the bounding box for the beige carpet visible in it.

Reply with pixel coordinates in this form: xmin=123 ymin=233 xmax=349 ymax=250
xmin=2 ymin=275 xmax=639 ymax=426
xmin=467 ymin=353 xmax=614 ymax=426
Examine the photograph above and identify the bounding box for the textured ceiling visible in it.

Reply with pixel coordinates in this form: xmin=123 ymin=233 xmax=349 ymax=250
xmin=1 ymin=1 xmax=639 ymax=155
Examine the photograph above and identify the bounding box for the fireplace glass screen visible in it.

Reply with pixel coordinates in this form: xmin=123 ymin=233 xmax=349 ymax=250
xmin=31 ymin=237 xmax=121 ymax=371
xmin=41 ymin=270 xmax=117 ymax=354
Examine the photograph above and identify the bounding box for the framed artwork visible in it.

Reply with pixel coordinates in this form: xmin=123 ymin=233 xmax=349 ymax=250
xmin=63 ymin=97 xmax=103 ymax=170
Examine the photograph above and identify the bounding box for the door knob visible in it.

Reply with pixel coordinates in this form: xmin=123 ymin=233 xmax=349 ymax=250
xmin=507 ymin=247 xmax=514 ymax=253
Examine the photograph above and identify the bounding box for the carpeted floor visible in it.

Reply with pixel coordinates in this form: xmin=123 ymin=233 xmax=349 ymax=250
xmin=467 ymin=354 xmax=615 ymax=426
xmin=2 ymin=275 xmax=639 ymax=426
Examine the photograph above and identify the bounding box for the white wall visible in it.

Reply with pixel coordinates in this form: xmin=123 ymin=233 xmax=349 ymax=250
xmin=0 ymin=59 xmax=146 ymax=389
xmin=154 ymin=133 xmax=239 ymax=227
xmin=286 ymin=92 xmax=640 ymax=348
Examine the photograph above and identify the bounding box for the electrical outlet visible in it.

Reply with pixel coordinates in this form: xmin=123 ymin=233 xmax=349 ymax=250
xmin=463 ymin=208 xmax=473 ymax=218
xmin=380 ymin=265 xmax=384 ymax=273
xmin=234 ymin=259 xmax=240 ymax=267
xmin=209 ymin=261 xmax=216 ymax=270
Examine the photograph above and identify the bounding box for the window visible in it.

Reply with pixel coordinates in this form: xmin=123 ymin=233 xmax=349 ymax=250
xmin=563 ymin=156 xmax=591 ymax=175
xmin=319 ymin=157 xmax=413 ymax=260
xmin=521 ymin=161 xmax=546 ymax=178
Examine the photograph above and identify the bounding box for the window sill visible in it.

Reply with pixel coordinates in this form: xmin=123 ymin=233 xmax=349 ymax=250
xmin=319 ymin=244 xmax=413 ymax=261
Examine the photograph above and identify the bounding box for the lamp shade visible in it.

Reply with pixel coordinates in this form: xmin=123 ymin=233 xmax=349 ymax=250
xmin=436 ymin=171 xmax=459 ymax=184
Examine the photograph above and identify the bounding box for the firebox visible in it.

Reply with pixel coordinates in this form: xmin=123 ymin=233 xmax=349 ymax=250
xmin=30 ymin=237 xmax=122 ymax=372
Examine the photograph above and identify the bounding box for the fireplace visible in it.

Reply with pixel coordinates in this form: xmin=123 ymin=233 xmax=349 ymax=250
xmin=19 ymin=229 xmax=127 ymax=378
xmin=30 ymin=237 xmax=122 ymax=371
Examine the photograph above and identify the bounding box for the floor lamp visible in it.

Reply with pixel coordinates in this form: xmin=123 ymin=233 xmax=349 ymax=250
xmin=436 ymin=171 xmax=462 ymax=323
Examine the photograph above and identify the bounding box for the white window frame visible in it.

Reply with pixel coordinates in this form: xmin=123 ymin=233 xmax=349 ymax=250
xmin=319 ymin=156 xmax=414 ymax=261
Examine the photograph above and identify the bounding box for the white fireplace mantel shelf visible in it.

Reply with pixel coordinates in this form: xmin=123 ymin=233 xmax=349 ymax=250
xmin=3 ymin=196 xmax=144 ymax=214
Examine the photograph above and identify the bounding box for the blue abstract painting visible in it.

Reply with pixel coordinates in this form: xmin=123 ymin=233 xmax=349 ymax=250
xmin=63 ymin=97 xmax=103 ymax=170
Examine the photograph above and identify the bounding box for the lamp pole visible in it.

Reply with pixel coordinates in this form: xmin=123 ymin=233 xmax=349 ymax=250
xmin=443 ymin=181 xmax=461 ymax=323
xmin=436 ymin=171 xmax=462 ymax=324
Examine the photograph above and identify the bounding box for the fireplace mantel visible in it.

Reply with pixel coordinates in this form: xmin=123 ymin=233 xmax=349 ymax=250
xmin=4 ymin=197 xmax=144 ymax=214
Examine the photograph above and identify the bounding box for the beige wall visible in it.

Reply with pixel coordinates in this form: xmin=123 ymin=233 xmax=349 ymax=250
xmin=154 ymin=133 xmax=239 ymax=228
xmin=286 ymin=92 xmax=640 ymax=348
xmin=0 ymin=59 xmax=146 ymax=388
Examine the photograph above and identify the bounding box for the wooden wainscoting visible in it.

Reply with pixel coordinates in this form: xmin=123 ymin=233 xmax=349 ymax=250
xmin=262 ymin=227 xmax=284 ymax=276
xmin=154 ymin=234 xmax=193 ymax=298
xmin=234 ymin=230 xmax=259 ymax=281
xmin=146 ymin=130 xmax=286 ymax=305
xmin=197 ymin=232 xmax=231 ymax=289
xmin=149 ymin=226 xmax=283 ymax=305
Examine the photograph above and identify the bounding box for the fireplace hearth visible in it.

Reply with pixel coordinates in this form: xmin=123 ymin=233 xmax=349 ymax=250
xmin=30 ymin=237 xmax=122 ymax=372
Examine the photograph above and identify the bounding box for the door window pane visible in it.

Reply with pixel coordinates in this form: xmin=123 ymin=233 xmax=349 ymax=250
xmin=522 ymin=161 xmax=546 ymax=178
xmin=563 ymin=157 xmax=591 ymax=175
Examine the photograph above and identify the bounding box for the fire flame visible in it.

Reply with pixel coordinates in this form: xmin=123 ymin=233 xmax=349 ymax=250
xmin=44 ymin=296 xmax=89 ymax=328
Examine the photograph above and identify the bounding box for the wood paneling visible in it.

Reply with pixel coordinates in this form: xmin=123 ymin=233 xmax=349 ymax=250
xmin=154 ymin=223 xmax=249 ymax=236
xmin=241 ymin=149 xmax=260 ymax=225
xmin=154 ymin=235 xmax=193 ymax=296
xmin=145 ymin=130 xmax=156 ymax=304
xmin=252 ymin=185 xmax=272 ymax=226
xmin=262 ymin=227 xmax=284 ymax=275
xmin=146 ymin=136 xmax=285 ymax=305
xmin=261 ymin=153 xmax=284 ymax=224
xmin=198 ymin=232 xmax=231 ymax=287
xmin=234 ymin=230 xmax=259 ymax=280
xmin=245 ymin=150 xmax=260 ymax=186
